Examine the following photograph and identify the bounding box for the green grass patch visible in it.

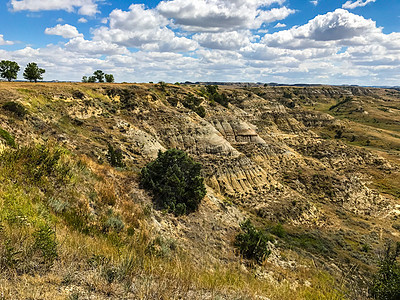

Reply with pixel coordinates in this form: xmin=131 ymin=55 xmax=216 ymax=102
xmin=373 ymin=181 xmax=400 ymax=199
xmin=284 ymin=230 xmax=335 ymax=256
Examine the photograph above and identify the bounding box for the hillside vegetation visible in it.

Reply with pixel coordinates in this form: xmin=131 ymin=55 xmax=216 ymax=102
xmin=0 ymin=82 xmax=399 ymax=299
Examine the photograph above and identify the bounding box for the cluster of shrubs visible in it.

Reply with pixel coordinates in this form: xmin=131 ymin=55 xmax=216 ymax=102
xmin=329 ymin=96 xmax=353 ymax=111
xmin=82 ymin=70 xmax=114 ymax=83
xmin=204 ymin=85 xmax=229 ymax=107
xmin=0 ymin=143 xmax=70 ymax=183
xmin=0 ymin=144 xmax=66 ymax=274
xmin=182 ymin=93 xmax=206 ymax=118
xmin=0 ymin=222 xmax=58 ymax=274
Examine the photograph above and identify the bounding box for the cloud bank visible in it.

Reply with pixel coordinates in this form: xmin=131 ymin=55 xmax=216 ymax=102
xmin=1 ymin=1 xmax=399 ymax=86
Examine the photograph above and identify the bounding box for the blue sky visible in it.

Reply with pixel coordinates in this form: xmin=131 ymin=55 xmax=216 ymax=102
xmin=0 ymin=0 xmax=399 ymax=85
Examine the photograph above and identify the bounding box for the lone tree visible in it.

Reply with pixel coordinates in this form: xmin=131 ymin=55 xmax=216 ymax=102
xmin=105 ymin=74 xmax=114 ymax=83
xmin=0 ymin=60 xmax=20 ymax=82
xmin=93 ymin=70 xmax=105 ymax=82
xmin=140 ymin=149 xmax=206 ymax=216
xmin=23 ymin=62 xmax=45 ymax=82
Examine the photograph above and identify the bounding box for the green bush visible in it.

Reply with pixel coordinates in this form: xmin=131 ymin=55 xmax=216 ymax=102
xmin=329 ymin=96 xmax=352 ymax=111
xmin=183 ymin=94 xmax=206 ymax=118
xmin=33 ymin=224 xmax=58 ymax=265
xmin=283 ymin=91 xmax=293 ymax=99
xmin=2 ymin=101 xmax=27 ymax=118
xmin=106 ymin=144 xmax=125 ymax=168
xmin=0 ymin=128 xmax=16 ymax=148
xmin=370 ymin=242 xmax=400 ymax=300
xmin=205 ymin=85 xmax=229 ymax=107
xmin=234 ymin=219 xmax=272 ymax=264
xmin=140 ymin=149 xmax=206 ymax=216
xmin=269 ymin=223 xmax=286 ymax=238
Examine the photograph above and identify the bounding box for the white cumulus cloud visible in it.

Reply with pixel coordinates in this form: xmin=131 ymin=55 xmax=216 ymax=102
xmin=342 ymin=0 xmax=376 ymax=9
xmin=45 ymin=24 xmax=83 ymax=39
xmin=193 ymin=31 xmax=252 ymax=50
xmin=92 ymin=4 xmax=198 ymax=52
xmin=65 ymin=37 xmax=129 ymax=56
xmin=262 ymin=8 xmax=380 ymax=49
xmin=157 ymin=0 xmax=294 ymax=32
xmin=0 ymin=34 xmax=14 ymax=45
xmin=10 ymin=0 xmax=99 ymax=16
xmin=274 ymin=23 xmax=286 ymax=28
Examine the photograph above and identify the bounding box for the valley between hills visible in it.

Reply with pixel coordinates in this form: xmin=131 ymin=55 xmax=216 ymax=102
xmin=0 ymin=82 xmax=399 ymax=299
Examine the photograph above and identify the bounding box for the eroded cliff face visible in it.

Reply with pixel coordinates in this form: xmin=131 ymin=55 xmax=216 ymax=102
xmin=1 ymin=82 xmax=399 ymax=292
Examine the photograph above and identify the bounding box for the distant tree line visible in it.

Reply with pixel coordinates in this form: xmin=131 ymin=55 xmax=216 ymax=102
xmin=0 ymin=60 xmax=45 ymax=82
xmin=82 ymin=70 xmax=114 ymax=83
xmin=0 ymin=60 xmax=115 ymax=84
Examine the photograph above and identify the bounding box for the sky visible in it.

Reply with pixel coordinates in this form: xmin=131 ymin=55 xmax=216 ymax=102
xmin=0 ymin=0 xmax=399 ymax=85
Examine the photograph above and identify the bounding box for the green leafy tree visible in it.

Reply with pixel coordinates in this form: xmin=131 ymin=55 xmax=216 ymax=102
xmin=105 ymin=74 xmax=114 ymax=83
xmin=0 ymin=60 xmax=20 ymax=82
xmin=23 ymin=62 xmax=45 ymax=83
xmin=87 ymin=76 xmax=96 ymax=83
xmin=140 ymin=149 xmax=206 ymax=216
xmin=82 ymin=76 xmax=88 ymax=83
xmin=93 ymin=70 xmax=105 ymax=82
xmin=370 ymin=242 xmax=400 ymax=300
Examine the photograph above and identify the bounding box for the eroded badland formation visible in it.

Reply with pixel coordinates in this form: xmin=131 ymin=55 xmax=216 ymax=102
xmin=0 ymin=82 xmax=399 ymax=299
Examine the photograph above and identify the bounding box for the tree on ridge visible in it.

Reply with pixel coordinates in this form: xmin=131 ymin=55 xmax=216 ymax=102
xmin=23 ymin=62 xmax=45 ymax=83
xmin=0 ymin=60 xmax=20 ymax=82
